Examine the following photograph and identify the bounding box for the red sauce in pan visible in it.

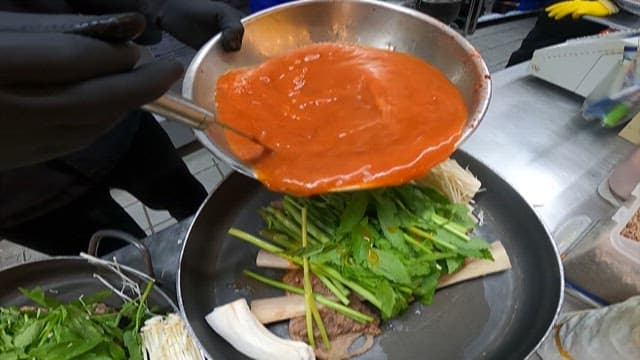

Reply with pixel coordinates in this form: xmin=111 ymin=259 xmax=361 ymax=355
xmin=214 ymin=43 xmax=467 ymax=195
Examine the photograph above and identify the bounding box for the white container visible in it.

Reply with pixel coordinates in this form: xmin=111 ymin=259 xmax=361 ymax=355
xmin=610 ymin=183 xmax=640 ymax=264
xmin=563 ymin=184 xmax=640 ymax=303
xmin=608 ymin=147 xmax=640 ymax=201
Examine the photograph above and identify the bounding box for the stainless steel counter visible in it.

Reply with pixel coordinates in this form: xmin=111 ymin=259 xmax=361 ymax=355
xmin=585 ymin=11 xmax=640 ymax=31
xmin=462 ymin=63 xmax=635 ymax=236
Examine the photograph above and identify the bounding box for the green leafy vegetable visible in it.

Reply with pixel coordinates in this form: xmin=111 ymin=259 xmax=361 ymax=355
xmin=0 ymin=283 xmax=155 ymax=360
xmin=301 ymin=206 xmax=331 ymax=350
xmin=231 ymin=183 xmax=492 ymax=320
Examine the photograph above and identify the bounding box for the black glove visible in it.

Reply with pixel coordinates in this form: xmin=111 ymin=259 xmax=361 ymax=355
xmin=66 ymin=0 xmax=245 ymax=51
xmin=154 ymin=0 xmax=245 ymax=51
xmin=0 ymin=12 xmax=184 ymax=171
xmin=0 ymin=11 xmax=147 ymax=42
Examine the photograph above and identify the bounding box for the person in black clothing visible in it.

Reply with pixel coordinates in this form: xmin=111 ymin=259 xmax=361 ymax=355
xmin=507 ymin=2 xmax=608 ymax=67
xmin=0 ymin=0 xmax=245 ymax=255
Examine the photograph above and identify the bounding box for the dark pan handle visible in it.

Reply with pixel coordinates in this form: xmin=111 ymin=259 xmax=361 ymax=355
xmin=88 ymin=229 xmax=156 ymax=279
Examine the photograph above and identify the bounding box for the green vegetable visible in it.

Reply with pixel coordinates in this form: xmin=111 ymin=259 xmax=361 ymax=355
xmin=302 ymin=207 xmax=315 ymax=348
xmin=301 ymin=206 xmax=331 ymax=350
xmin=232 ymin=183 xmax=492 ymax=320
xmin=244 ymin=270 xmax=373 ymax=323
xmin=0 ymin=284 xmax=155 ymax=359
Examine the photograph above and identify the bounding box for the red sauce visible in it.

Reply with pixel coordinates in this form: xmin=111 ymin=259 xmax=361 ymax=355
xmin=214 ymin=43 xmax=467 ymax=195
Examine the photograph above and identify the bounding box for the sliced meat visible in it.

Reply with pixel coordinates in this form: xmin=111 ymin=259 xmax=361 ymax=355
xmin=288 ymin=295 xmax=381 ymax=342
xmin=282 ymin=270 xmax=334 ymax=297
xmin=93 ymin=303 xmax=112 ymax=314
xmin=283 ymin=270 xmax=381 ymax=359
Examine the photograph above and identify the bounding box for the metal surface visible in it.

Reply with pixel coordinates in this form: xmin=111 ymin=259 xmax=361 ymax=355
xmin=182 ymin=0 xmax=491 ymax=179
xmin=414 ymin=0 xmax=462 ymax=25
xmin=143 ymin=93 xmax=274 ymax=159
xmin=462 ymin=0 xmax=485 ymax=35
xmin=106 ymin=219 xmax=195 ymax=302
xmin=0 ymin=257 xmax=177 ymax=313
xmin=460 ymin=63 xmax=635 ymax=235
xmin=89 ymin=229 xmax=157 ymax=278
xmin=143 ymin=93 xmax=211 ymax=130
xmin=177 ymin=150 xmax=563 ymax=360
xmin=584 ymin=11 xmax=640 ymax=31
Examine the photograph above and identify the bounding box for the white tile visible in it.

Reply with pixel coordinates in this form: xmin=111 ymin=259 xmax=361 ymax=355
xmin=110 ymin=189 xmax=138 ymax=207
xmin=199 ymin=145 xmax=234 ymax=178
xmin=153 ymin=218 xmax=178 ymax=232
xmin=183 ymin=148 xmax=215 ymax=174
xmin=0 ymin=240 xmax=48 ymax=269
xmin=124 ymin=202 xmax=150 ymax=231
xmin=195 ymin=167 xmax=224 ymax=193
xmin=216 ymin=161 xmax=233 ymax=177
xmin=210 ymin=153 xmax=224 ymax=165
xmin=145 ymin=207 xmax=173 ymax=226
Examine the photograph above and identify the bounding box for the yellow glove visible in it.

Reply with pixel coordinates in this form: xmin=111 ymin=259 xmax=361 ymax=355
xmin=546 ymin=0 xmax=619 ymax=20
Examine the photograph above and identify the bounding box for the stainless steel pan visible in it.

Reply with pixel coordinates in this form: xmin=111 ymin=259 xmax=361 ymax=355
xmin=175 ymin=0 xmax=491 ymax=179
xmin=177 ymin=150 xmax=564 ymax=359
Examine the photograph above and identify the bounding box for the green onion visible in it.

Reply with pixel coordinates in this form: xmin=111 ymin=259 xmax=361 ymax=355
xmin=228 ymin=228 xmax=356 ymax=307
xmin=409 ymin=226 xmax=458 ymax=251
xmin=316 ymin=274 xmax=350 ymax=306
xmin=311 ymin=264 xmax=382 ymax=309
xmin=228 ymin=228 xmax=283 ymax=254
xmin=243 ymin=270 xmax=373 ymax=323
xmin=431 ymin=214 xmax=471 ymax=241
xmin=302 ymin=207 xmax=330 ymax=350
xmin=302 ymin=207 xmax=315 ymax=347
xmin=403 ymin=233 xmax=433 ymax=254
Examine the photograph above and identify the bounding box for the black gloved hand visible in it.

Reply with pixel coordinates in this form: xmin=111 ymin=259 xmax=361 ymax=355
xmin=153 ymin=0 xmax=245 ymax=51
xmin=0 ymin=12 xmax=184 ymax=171
xmin=65 ymin=0 xmax=246 ymax=51
xmin=0 ymin=11 xmax=147 ymax=42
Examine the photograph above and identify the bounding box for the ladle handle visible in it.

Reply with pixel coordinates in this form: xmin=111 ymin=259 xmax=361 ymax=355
xmin=143 ymin=93 xmax=274 ymax=152
xmin=142 ymin=92 xmax=213 ymax=130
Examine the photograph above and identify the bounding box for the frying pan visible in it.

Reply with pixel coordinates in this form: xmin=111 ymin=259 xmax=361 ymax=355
xmin=177 ymin=150 xmax=564 ymax=359
xmin=0 ymin=230 xmax=176 ymax=317
xmin=176 ymin=0 xmax=491 ymax=180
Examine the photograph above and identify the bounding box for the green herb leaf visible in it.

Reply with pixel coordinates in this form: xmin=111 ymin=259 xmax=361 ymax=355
xmin=289 ymin=243 xmax=325 ymax=258
xmin=78 ymin=289 xmax=112 ymax=306
xmin=1 ymin=283 xmax=156 ymax=360
xmin=19 ymin=287 xmax=62 ymax=308
xmin=414 ymin=272 xmax=440 ymax=304
xmin=444 ymin=257 xmax=465 ymax=274
xmin=13 ymin=320 xmax=42 ymax=348
xmin=123 ymin=330 xmax=143 ymax=360
xmin=336 ymin=192 xmax=369 ymax=238
xmin=373 ymin=191 xmax=411 ymax=254
xmin=238 ymin=182 xmax=493 ymax=320
xmin=0 ymin=351 xmax=19 ymax=360
xmin=368 ymin=249 xmax=411 ymax=285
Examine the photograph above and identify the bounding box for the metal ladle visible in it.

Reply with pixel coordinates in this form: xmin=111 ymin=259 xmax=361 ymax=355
xmin=142 ymin=93 xmax=275 ymax=155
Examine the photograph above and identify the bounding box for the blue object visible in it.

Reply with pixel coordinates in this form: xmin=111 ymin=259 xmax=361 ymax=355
xmin=249 ymin=0 xmax=292 ymax=13
xmin=517 ymin=0 xmax=546 ymax=10
xmin=565 ymin=280 xmax=609 ymax=307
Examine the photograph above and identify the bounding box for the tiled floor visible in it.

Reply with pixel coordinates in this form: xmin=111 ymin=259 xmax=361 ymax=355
xmin=0 ymin=240 xmax=48 ymax=270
